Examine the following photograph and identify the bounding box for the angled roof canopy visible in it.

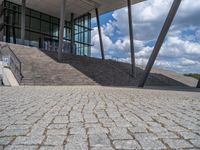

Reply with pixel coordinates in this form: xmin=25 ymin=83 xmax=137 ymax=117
xmin=3 ymin=0 xmax=144 ymax=20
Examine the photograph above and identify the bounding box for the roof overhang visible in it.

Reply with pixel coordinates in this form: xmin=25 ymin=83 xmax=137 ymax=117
xmin=3 ymin=0 xmax=144 ymax=20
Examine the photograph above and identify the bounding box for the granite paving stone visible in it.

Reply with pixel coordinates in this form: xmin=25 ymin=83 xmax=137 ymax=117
xmin=163 ymin=139 xmax=194 ymax=149
xmin=44 ymin=135 xmax=66 ymax=146
xmin=113 ymin=140 xmax=141 ymax=149
xmin=0 ymin=137 xmax=14 ymax=145
xmin=0 ymin=86 xmax=200 ymax=149
xmin=190 ymin=139 xmax=200 ymax=147
xmin=13 ymin=135 xmax=45 ymax=145
xmin=39 ymin=146 xmax=63 ymax=150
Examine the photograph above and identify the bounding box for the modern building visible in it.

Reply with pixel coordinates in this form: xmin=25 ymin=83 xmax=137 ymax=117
xmin=0 ymin=0 xmax=142 ymax=58
xmin=1 ymin=0 xmax=198 ymax=88
xmin=0 ymin=0 xmax=93 ymax=56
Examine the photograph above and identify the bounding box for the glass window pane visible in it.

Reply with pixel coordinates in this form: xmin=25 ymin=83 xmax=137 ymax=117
xmin=30 ymin=18 xmax=40 ymax=31
xmin=26 ymin=8 xmax=30 ymax=15
xmin=41 ymin=21 xmax=50 ymax=34
xmin=25 ymin=16 xmax=30 ymax=28
xmin=15 ymin=28 xmax=20 ymax=39
xmin=52 ymin=24 xmax=58 ymax=37
xmin=18 ymin=13 xmax=21 ymax=26
xmin=52 ymin=17 xmax=58 ymax=24
xmin=64 ymin=27 xmax=66 ymax=38
xmin=30 ymin=32 xmax=39 ymax=41
xmin=14 ymin=13 xmax=20 ymax=26
xmin=66 ymin=28 xmax=71 ymax=40
xmin=41 ymin=14 xmax=50 ymax=21
xmin=5 ymin=1 xmax=10 ymax=8
xmin=84 ymin=31 xmax=88 ymax=44
xmin=31 ymin=10 xmax=40 ymax=18
xmin=25 ymin=30 xmax=30 ymax=40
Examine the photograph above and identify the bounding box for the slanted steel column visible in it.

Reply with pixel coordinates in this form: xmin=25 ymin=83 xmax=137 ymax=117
xmin=70 ymin=13 xmax=75 ymax=54
xmin=21 ymin=0 xmax=26 ymax=45
xmin=138 ymin=0 xmax=182 ymax=87
xmin=58 ymin=0 xmax=66 ymax=61
xmin=127 ymin=0 xmax=136 ymax=78
xmin=95 ymin=8 xmax=105 ymax=60
xmin=197 ymin=79 xmax=200 ymax=88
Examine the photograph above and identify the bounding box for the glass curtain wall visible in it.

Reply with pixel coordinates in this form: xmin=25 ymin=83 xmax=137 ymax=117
xmin=75 ymin=14 xmax=91 ymax=56
xmin=0 ymin=0 xmax=92 ymax=56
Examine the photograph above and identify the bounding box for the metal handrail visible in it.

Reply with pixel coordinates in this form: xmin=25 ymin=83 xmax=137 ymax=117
xmin=0 ymin=44 xmax=24 ymax=83
xmin=8 ymin=45 xmax=23 ymax=79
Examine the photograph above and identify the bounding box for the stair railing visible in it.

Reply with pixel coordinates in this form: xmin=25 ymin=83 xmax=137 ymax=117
xmin=0 ymin=44 xmax=23 ymax=83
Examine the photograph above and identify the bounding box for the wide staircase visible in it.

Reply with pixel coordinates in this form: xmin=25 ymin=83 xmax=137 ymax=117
xmin=0 ymin=42 xmax=197 ymax=86
xmin=2 ymin=43 xmax=97 ymax=86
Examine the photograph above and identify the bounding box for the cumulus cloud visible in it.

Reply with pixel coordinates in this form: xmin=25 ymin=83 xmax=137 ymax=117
xmin=91 ymin=0 xmax=200 ymax=73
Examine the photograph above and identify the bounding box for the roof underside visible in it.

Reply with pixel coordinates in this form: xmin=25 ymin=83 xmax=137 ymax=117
xmin=3 ymin=0 xmax=144 ymax=20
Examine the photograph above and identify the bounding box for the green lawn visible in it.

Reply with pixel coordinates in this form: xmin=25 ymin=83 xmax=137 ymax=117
xmin=184 ymin=74 xmax=200 ymax=80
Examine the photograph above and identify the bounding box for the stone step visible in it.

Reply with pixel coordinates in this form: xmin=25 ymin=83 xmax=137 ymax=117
xmin=1 ymin=42 xmax=197 ymax=87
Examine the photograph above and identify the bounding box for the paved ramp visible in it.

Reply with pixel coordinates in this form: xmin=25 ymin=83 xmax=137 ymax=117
xmin=0 ymin=42 xmax=197 ymax=87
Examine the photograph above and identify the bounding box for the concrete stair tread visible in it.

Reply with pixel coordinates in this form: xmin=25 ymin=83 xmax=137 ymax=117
xmin=1 ymin=42 xmax=197 ymax=87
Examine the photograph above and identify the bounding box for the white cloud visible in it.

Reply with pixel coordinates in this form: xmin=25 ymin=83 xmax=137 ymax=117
xmin=91 ymin=0 xmax=200 ymax=73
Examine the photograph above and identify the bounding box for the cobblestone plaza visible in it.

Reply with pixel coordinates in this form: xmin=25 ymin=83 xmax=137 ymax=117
xmin=0 ymin=86 xmax=200 ymax=150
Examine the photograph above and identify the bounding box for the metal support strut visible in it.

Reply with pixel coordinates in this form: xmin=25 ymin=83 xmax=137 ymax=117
xmin=58 ymin=0 xmax=66 ymax=61
xmin=21 ymin=0 xmax=26 ymax=45
xmin=197 ymin=79 xmax=200 ymax=88
xmin=127 ymin=0 xmax=136 ymax=78
xmin=95 ymin=8 xmax=105 ymax=60
xmin=70 ymin=13 xmax=75 ymax=54
xmin=138 ymin=0 xmax=182 ymax=87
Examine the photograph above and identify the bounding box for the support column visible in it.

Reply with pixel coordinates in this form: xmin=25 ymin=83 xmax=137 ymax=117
xmin=21 ymin=0 xmax=26 ymax=45
xmin=12 ymin=6 xmax=17 ymax=44
xmin=0 ymin=3 xmax=4 ymax=41
xmin=5 ymin=14 xmax=10 ymax=43
xmin=70 ymin=13 xmax=75 ymax=54
xmin=197 ymin=79 xmax=200 ymax=88
xmin=95 ymin=8 xmax=104 ymax=60
xmin=138 ymin=0 xmax=182 ymax=87
xmin=127 ymin=0 xmax=136 ymax=78
xmin=58 ymin=0 xmax=66 ymax=61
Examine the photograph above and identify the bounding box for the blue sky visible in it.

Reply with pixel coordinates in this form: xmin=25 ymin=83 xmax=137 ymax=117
xmin=91 ymin=0 xmax=200 ymax=74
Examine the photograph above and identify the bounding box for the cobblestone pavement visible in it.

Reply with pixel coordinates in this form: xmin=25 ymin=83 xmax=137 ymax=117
xmin=0 ymin=86 xmax=200 ymax=150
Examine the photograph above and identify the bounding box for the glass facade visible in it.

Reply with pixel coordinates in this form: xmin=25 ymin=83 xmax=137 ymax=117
xmin=0 ymin=0 xmax=92 ymax=56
